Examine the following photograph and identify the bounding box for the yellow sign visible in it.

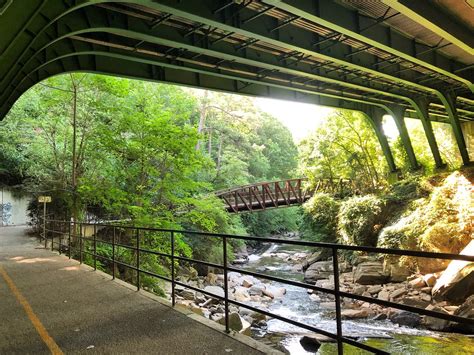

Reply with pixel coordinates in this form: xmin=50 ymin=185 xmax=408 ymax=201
xmin=38 ymin=196 xmax=52 ymax=203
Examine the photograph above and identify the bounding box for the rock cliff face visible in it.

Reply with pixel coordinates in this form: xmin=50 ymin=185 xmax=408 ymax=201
xmin=432 ymin=240 xmax=474 ymax=304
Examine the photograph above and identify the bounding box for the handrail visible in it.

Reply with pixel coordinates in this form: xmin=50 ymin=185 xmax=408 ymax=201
xmin=213 ymin=177 xmax=311 ymax=195
xmin=214 ymin=177 xmax=354 ymax=212
xmin=41 ymin=219 xmax=474 ymax=355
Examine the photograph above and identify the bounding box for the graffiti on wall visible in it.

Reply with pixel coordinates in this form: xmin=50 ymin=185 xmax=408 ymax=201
xmin=1 ymin=202 xmax=13 ymax=226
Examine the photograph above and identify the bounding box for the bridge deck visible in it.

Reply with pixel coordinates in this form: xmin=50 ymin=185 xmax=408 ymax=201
xmin=0 ymin=227 xmax=267 ymax=355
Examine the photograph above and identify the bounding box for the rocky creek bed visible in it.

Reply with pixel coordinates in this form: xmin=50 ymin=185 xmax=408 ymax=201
xmin=170 ymin=238 xmax=474 ymax=354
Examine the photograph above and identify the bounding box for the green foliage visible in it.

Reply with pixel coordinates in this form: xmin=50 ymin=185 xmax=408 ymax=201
xmin=241 ymin=207 xmax=301 ymax=238
xmin=298 ymin=111 xmax=386 ymax=193
xmin=300 ymin=193 xmax=339 ymax=243
xmin=379 ymin=171 xmax=472 ymax=255
xmin=338 ymin=195 xmax=386 ymax=246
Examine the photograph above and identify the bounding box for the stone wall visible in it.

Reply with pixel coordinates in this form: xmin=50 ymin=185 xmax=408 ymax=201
xmin=0 ymin=188 xmax=30 ymax=226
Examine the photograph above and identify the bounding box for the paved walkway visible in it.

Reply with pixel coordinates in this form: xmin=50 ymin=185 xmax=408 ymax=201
xmin=0 ymin=226 xmax=267 ymax=354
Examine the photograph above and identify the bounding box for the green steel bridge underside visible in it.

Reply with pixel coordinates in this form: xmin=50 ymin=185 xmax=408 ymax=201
xmin=0 ymin=0 xmax=473 ymax=171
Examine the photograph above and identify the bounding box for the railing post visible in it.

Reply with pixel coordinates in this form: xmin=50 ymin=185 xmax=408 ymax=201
xmin=58 ymin=221 xmax=62 ymax=255
xmin=112 ymin=226 xmax=116 ymax=280
xmin=42 ymin=203 xmax=47 ymax=249
xmin=79 ymin=224 xmax=83 ymax=264
xmin=223 ymin=236 xmax=229 ymax=333
xmin=332 ymin=247 xmax=343 ymax=354
xmin=68 ymin=220 xmax=71 ymax=259
xmin=171 ymin=231 xmax=175 ymax=307
xmin=51 ymin=220 xmax=54 ymax=251
xmin=93 ymin=224 xmax=97 ymax=271
xmin=136 ymin=228 xmax=140 ymax=291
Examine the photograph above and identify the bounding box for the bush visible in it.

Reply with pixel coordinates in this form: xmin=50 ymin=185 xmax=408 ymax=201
xmin=300 ymin=193 xmax=340 ymax=243
xmin=338 ymin=194 xmax=385 ymax=246
xmin=388 ymin=175 xmax=432 ymax=202
xmin=379 ymin=171 xmax=472 ymax=272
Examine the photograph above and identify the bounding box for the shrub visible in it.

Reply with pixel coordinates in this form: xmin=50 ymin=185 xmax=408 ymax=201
xmin=338 ymin=194 xmax=385 ymax=246
xmin=300 ymin=193 xmax=340 ymax=243
xmin=378 ymin=171 xmax=472 ymax=273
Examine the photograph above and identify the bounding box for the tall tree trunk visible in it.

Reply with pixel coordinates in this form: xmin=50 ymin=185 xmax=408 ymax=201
xmin=208 ymin=128 xmax=212 ymax=155
xmin=195 ymin=90 xmax=209 ymax=151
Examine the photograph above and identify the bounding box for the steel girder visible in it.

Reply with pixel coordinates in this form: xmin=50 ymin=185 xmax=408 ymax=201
xmin=363 ymin=108 xmax=398 ymax=173
xmin=0 ymin=0 xmax=473 ymax=167
xmin=262 ymin=0 xmax=473 ymax=90
xmin=382 ymin=0 xmax=473 ymax=56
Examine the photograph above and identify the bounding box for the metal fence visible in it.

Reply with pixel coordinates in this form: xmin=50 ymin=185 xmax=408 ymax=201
xmin=41 ymin=219 xmax=474 ymax=355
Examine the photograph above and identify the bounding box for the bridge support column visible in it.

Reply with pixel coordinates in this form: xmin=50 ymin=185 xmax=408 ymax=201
xmin=387 ymin=105 xmax=419 ymax=171
xmin=412 ymin=98 xmax=446 ymax=169
xmin=437 ymin=92 xmax=471 ymax=166
xmin=363 ymin=108 xmax=397 ymax=173
xmin=462 ymin=121 xmax=474 ymax=160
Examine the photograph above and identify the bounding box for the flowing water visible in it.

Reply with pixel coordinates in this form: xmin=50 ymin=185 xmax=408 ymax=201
xmin=237 ymin=243 xmax=474 ymax=354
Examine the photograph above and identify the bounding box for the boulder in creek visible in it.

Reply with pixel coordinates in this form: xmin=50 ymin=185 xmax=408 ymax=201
xmin=372 ymin=313 xmax=387 ymax=321
xmin=301 ymin=249 xmax=332 ymax=271
xmin=390 ymin=287 xmax=407 ymax=299
xmin=449 ymin=294 xmax=474 ymax=333
xmin=239 ymin=308 xmax=267 ymax=323
xmin=353 ymin=262 xmax=388 ymax=285
xmin=205 ymin=272 xmax=218 ymax=285
xmin=432 ymin=240 xmax=474 ymax=304
xmin=241 ymin=275 xmax=258 ymax=288
xmin=408 ymin=277 xmax=426 ymax=289
xmin=383 ymin=258 xmax=411 ymax=282
xmin=400 ymin=296 xmax=431 ymax=309
xmin=232 ymin=287 xmax=251 ymax=302
xmin=389 ymin=311 xmax=421 ymax=327
xmin=352 ymin=285 xmax=366 ymax=295
xmin=227 ymin=272 xmax=242 ymax=282
xmin=315 ymin=276 xmax=335 ymax=289
xmin=422 ymin=305 xmax=450 ymax=331
xmin=180 ymin=289 xmax=195 ymax=301
xmin=204 ymin=285 xmax=225 ymax=298
xmin=264 ymin=285 xmax=286 ymax=298
xmin=367 ymin=285 xmax=382 ymax=294
xmin=303 ymin=261 xmax=333 ymax=283
xmin=422 ymin=274 xmax=437 ymax=287
xmin=299 ymin=336 xmax=321 ymax=353
xmin=378 ymin=290 xmax=390 ymax=301
xmin=249 ymin=284 xmax=266 ymax=296
xmin=217 ymin=312 xmax=251 ymax=335
xmin=341 ymin=309 xmax=370 ymax=319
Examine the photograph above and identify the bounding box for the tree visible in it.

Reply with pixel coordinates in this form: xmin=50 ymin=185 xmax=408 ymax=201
xmin=298 ymin=110 xmax=387 ymax=193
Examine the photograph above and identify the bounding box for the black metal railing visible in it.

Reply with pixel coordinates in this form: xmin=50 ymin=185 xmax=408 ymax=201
xmin=41 ymin=219 xmax=474 ymax=354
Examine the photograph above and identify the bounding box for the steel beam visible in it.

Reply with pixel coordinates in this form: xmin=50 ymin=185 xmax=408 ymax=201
xmin=382 ymin=0 xmax=473 ymax=56
xmin=0 ymin=49 xmax=388 ymax=119
xmin=4 ymin=1 xmax=472 ymax=124
xmin=0 ymin=5 xmax=422 ymax=108
xmin=119 ymin=0 xmax=472 ymax=96
xmin=261 ymin=0 xmax=473 ymax=92
xmin=438 ymin=92 xmax=472 ymax=165
xmin=363 ymin=108 xmax=397 ymax=173
xmin=388 ymin=105 xmax=419 ymax=170
xmin=412 ymin=98 xmax=446 ymax=169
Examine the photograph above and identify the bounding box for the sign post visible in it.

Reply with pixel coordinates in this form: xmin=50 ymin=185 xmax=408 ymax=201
xmin=38 ymin=196 xmax=51 ymax=248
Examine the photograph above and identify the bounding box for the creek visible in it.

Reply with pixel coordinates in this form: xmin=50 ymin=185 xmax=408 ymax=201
xmin=236 ymin=242 xmax=474 ymax=354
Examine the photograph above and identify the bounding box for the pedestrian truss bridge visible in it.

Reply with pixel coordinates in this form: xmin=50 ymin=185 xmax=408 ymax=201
xmin=215 ymin=178 xmax=353 ymax=212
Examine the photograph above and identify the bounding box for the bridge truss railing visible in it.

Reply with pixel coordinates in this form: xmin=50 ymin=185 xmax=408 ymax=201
xmin=216 ymin=178 xmax=354 ymax=212
xmin=42 ymin=219 xmax=474 ymax=355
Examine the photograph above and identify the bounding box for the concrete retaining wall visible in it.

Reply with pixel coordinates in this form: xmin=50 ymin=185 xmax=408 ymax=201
xmin=0 ymin=188 xmax=30 ymax=226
